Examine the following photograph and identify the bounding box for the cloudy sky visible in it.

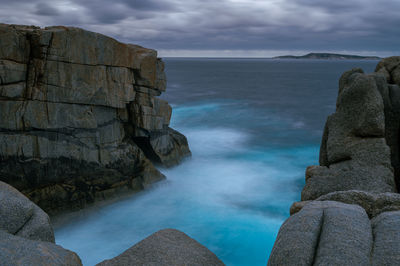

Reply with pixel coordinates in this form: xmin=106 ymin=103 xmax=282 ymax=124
xmin=1 ymin=0 xmax=399 ymax=57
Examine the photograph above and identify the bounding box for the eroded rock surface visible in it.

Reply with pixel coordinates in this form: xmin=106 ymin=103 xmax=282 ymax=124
xmin=303 ymin=68 xmax=396 ymax=201
xmin=0 ymin=180 xmax=82 ymax=265
xmin=269 ymin=201 xmax=372 ymax=266
xmin=0 ymin=24 xmax=190 ymax=214
xmin=292 ymin=190 xmax=400 ymax=218
xmin=0 ymin=181 xmax=54 ymax=242
xmin=269 ymin=57 xmax=400 ymax=265
xmin=96 ymin=229 xmax=225 ymax=266
xmin=0 ymin=230 xmax=82 ymax=266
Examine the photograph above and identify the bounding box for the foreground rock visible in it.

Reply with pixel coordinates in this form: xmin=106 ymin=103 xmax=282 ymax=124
xmin=97 ymin=229 xmax=224 ymax=266
xmin=0 ymin=181 xmax=54 ymax=242
xmin=270 ymin=201 xmax=400 ymax=266
xmin=0 ymin=230 xmax=82 ymax=266
xmin=0 ymin=24 xmax=191 ymax=214
xmin=0 ymin=180 xmax=82 ymax=265
xmin=268 ymin=57 xmax=400 ymax=265
xmin=269 ymin=201 xmax=372 ymax=265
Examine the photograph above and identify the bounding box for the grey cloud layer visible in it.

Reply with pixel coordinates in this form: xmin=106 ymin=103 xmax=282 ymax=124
xmin=0 ymin=0 xmax=398 ymax=55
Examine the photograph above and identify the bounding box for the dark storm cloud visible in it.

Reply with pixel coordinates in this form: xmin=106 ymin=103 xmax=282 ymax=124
xmin=0 ymin=0 xmax=398 ymax=56
xmin=121 ymin=0 xmax=175 ymax=11
xmin=35 ymin=2 xmax=60 ymax=16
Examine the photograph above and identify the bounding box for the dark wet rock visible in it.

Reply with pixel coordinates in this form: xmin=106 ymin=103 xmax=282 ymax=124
xmin=269 ymin=201 xmax=372 ymax=266
xmin=0 ymin=181 xmax=54 ymax=242
xmin=0 ymin=230 xmax=82 ymax=266
xmin=96 ymin=229 xmax=224 ymax=266
xmin=0 ymin=24 xmax=190 ymax=213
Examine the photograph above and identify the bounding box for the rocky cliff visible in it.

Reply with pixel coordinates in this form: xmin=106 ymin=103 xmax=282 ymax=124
xmin=268 ymin=57 xmax=400 ymax=265
xmin=0 ymin=24 xmax=190 ymax=214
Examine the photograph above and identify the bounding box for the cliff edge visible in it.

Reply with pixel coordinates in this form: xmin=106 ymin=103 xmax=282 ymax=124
xmin=268 ymin=56 xmax=400 ymax=265
xmin=0 ymin=24 xmax=191 ymax=214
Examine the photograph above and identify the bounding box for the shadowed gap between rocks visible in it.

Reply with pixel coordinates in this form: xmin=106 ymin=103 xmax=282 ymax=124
xmin=132 ymin=136 xmax=162 ymax=165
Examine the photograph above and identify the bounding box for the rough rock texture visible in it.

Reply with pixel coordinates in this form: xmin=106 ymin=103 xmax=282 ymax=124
xmin=375 ymin=56 xmax=400 ymax=190
xmin=292 ymin=190 xmax=400 ymax=218
xmin=0 ymin=24 xmax=190 ymax=214
xmin=0 ymin=180 xmax=82 ymax=265
xmin=269 ymin=201 xmax=372 ymax=266
xmin=0 ymin=180 xmax=54 ymax=242
xmin=303 ymin=68 xmax=396 ymax=201
xmin=96 ymin=229 xmax=225 ymax=266
xmin=268 ymin=57 xmax=400 ymax=265
xmin=0 ymin=230 xmax=82 ymax=266
xmin=371 ymin=211 xmax=400 ymax=265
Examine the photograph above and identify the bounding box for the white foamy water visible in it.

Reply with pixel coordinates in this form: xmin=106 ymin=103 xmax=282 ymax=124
xmin=55 ymin=102 xmax=318 ymax=265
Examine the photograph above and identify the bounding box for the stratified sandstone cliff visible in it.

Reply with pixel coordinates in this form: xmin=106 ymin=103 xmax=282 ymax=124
xmin=268 ymin=57 xmax=400 ymax=265
xmin=0 ymin=24 xmax=190 ymax=214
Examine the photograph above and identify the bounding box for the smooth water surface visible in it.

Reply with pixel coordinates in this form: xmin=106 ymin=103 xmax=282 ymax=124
xmin=55 ymin=59 xmax=378 ymax=265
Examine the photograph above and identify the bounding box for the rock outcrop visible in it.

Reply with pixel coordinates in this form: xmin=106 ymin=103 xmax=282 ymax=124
xmin=0 ymin=24 xmax=190 ymax=214
xmin=96 ymin=229 xmax=224 ymax=266
xmin=0 ymin=180 xmax=82 ymax=265
xmin=268 ymin=57 xmax=400 ymax=265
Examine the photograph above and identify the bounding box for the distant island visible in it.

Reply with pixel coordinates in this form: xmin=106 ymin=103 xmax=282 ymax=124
xmin=273 ymin=52 xmax=381 ymax=60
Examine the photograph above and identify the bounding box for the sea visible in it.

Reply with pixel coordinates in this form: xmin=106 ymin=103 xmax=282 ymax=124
xmin=54 ymin=58 xmax=379 ymax=266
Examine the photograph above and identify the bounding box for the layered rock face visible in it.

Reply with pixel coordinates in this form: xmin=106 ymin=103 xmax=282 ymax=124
xmin=268 ymin=57 xmax=400 ymax=265
xmin=0 ymin=24 xmax=190 ymax=214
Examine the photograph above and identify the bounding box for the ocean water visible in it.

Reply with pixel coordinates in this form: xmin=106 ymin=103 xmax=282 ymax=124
xmin=54 ymin=59 xmax=378 ymax=266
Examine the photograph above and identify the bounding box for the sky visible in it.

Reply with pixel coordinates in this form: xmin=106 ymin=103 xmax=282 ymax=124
xmin=1 ymin=0 xmax=399 ymax=57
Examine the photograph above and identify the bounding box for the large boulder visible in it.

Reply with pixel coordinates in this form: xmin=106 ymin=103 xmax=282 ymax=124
xmin=302 ymin=69 xmax=396 ymax=200
xmin=0 ymin=24 xmax=190 ymax=213
xmin=0 ymin=180 xmax=82 ymax=265
xmin=268 ymin=201 xmax=372 ymax=266
xmin=96 ymin=229 xmax=224 ymax=266
xmin=371 ymin=211 xmax=400 ymax=265
xmin=0 ymin=230 xmax=82 ymax=266
xmin=0 ymin=181 xmax=54 ymax=242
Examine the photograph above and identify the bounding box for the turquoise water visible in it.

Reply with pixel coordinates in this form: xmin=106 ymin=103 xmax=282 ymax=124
xmin=55 ymin=59 xmax=378 ymax=265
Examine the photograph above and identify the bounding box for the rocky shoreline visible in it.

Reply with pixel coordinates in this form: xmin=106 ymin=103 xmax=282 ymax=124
xmin=268 ymin=56 xmax=400 ymax=265
xmin=0 ymin=24 xmax=225 ymax=265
